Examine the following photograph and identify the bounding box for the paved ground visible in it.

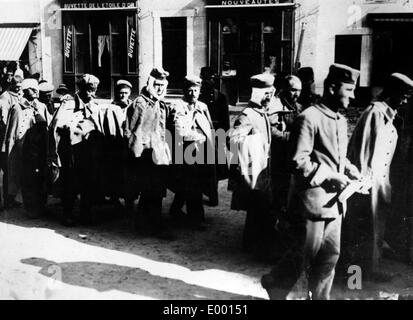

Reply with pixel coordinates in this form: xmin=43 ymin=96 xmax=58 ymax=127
xmin=1 ymin=180 xmax=413 ymax=300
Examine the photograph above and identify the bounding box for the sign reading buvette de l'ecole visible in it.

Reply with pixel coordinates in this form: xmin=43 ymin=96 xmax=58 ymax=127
xmin=62 ymin=1 xmax=137 ymax=9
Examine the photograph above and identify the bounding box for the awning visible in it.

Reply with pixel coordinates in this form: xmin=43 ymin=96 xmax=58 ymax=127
xmin=0 ymin=27 xmax=33 ymax=61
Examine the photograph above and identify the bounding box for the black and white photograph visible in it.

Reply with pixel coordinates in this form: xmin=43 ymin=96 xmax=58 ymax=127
xmin=1 ymin=0 xmax=413 ymax=304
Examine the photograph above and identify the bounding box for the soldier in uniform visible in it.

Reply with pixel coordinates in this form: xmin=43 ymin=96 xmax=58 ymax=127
xmin=269 ymin=75 xmax=303 ymax=221
xmin=261 ymin=64 xmax=361 ymax=300
xmin=343 ymin=73 xmax=413 ymax=281
xmin=123 ymin=67 xmax=174 ymax=239
xmin=39 ymin=80 xmax=55 ymax=115
xmin=296 ymin=67 xmax=320 ymax=109
xmin=228 ymin=73 xmax=276 ymax=258
xmin=0 ymin=75 xmax=22 ymax=208
xmin=49 ymin=74 xmax=101 ymax=226
xmin=112 ymin=80 xmax=133 ymax=111
xmin=2 ymin=79 xmax=51 ymax=217
xmin=169 ymin=75 xmax=216 ymax=230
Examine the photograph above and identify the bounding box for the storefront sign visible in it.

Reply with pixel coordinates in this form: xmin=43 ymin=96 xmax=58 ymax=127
xmin=206 ymin=0 xmax=294 ymax=7
xmin=64 ymin=26 xmax=73 ymax=59
xmin=63 ymin=2 xmax=136 ymax=9
xmin=128 ymin=27 xmax=136 ymax=58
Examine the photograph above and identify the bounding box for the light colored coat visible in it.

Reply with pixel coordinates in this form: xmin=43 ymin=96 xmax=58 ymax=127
xmin=347 ymin=101 xmax=398 ymax=268
xmin=49 ymin=94 xmax=100 ymax=168
xmin=228 ymin=102 xmax=272 ymax=211
xmin=124 ymin=88 xmax=171 ymax=165
xmin=289 ymin=103 xmax=354 ymax=219
xmin=2 ymin=98 xmax=50 ymax=194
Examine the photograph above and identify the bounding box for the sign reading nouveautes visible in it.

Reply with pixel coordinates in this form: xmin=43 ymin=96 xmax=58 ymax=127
xmin=206 ymin=0 xmax=293 ymax=6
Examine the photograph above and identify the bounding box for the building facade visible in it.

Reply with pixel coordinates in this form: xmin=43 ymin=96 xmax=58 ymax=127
xmin=3 ymin=0 xmax=413 ymax=103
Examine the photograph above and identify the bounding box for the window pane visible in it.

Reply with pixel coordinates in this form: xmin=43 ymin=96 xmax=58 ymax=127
xmin=75 ymin=34 xmax=88 ymax=74
xmin=282 ymin=10 xmax=293 ymax=41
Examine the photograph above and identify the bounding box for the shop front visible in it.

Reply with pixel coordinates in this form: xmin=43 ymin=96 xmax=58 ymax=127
xmin=61 ymin=0 xmax=139 ymax=99
xmin=206 ymin=0 xmax=296 ymax=104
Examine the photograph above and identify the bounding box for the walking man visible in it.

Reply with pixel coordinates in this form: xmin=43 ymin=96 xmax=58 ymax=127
xmin=261 ymin=64 xmax=361 ymax=300
xmin=228 ymin=73 xmax=276 ymax=259
xmin=343 ymin=73 xmax=413 ymax=280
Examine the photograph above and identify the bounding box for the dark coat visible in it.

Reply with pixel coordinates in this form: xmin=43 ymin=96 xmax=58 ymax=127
xmin=199 ymin=85 xmax=230 ymax=180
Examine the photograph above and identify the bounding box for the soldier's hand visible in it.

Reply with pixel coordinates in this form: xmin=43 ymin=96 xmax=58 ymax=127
xmin=346 ymin=164 xmax=362 ymax=181
xmin=327 ymin=173 xmax=350 ymax=191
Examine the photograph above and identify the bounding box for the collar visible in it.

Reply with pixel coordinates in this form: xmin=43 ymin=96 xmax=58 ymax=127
xmin=74 ymin=94 xmax=98 ymax=115
xmin=315 ymin=103 xmax=341 ymax=120
xmin=247 ymin=101 xmax=268 ymax=115
xmin=280 ymin=96 xmax=300 ymax=112
xmin=20 ymin=97 xmax=36 ymax=110
xmin=375 ymin=101 xmax=397 ymax=122
xmin=7 ymin=91 xmax=20 ymax=98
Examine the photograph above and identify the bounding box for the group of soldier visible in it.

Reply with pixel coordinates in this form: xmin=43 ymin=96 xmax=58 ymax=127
xmin=1 ymin=60 xmax=413 ymax=300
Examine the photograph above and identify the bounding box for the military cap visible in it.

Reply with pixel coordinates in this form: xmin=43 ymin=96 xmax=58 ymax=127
xmin=326 ymin=63 xmax=360 ymax=85
xmin=150 ymin=67 xmax=169 ymax=80
xmin=183 ymin=75 xmax=202 ymax=88
xmin=200 ymin=67 xmax=214 ymax=80
xmin=116 ymin=79 xmax=132 ymax=89
xmin=77 ymin=74 xmax=100 ymax=89
xmin=56 ymin=84 xmax=70 ymax=95
xmin=297 ymin=67 xmax=315 ymax=82
xmin=21 ymin=78 xmax=39 ymax=91
xmin=39 ymin=81 xmax=55 ymax=93
xmin=250 ymin=73 xmax=275 ymax=89
xmin=389 ymin=73 xmax=413 ymax=90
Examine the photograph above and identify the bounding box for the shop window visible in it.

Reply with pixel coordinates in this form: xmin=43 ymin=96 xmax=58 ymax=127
xmin=335 ymin=35 xmax=362 ymax=70
xmin=161 ymin=17 xmax=187 ymax=91
xmin=74 ymin=18 xmax=89 ymax=74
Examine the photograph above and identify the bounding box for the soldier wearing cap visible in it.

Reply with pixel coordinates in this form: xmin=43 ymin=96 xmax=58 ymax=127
xmin=343 ymin=72 xmax=413 ymax=281
xmin=168 ymin=75 xmax=216 ymax=230
xmin=39 ymin=80 xmax=55 ymax=115
xmin=2 ymin=78 xmax=51 ymax=217
xmin=228 ymin=73 xmax=277 ymax=258
xmin=49 ymin=73 xmax=101 ymax=226
xmin=123 ymin=67 xmax=174 ymax=239
xmin=261 ymin=63 xmax=362 ymax=300
xmin=0 ymin=74 xmax=22 ymax=208
xmin=112 ymin=79 xmax=132 ymax=110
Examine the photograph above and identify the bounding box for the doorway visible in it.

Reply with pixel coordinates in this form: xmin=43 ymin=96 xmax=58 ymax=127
xmin=161 ymin=17 xmax=187 ymax=93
